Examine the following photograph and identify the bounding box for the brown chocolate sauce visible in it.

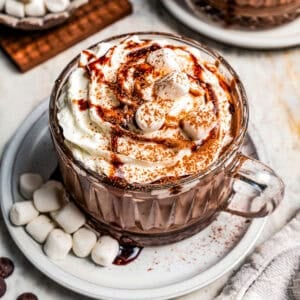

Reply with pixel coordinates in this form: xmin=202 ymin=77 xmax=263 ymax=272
xmin=76 ymin=99 xmax=90 ymax=111
xmin=110 ymin=153 xmax=124 ymax=178
xmin=169 ymin=185 xmax=182 ymax=195
xmin=113 ymin=245 xmax=143 ymax=266
xmin=229 ymin=102 xmax=235 ymax=114
xmin=191 ymin=142 xmax=201 ymax=152
xmin=218 ymin=76 xmax=231 ymax=94
xmin=86 ymin=59 xmax=105 ymax=81
xmin=127 ymin=44 xmax=161 ymax=61
xmin=205 ymin=83 xmax=219 ymax=116
xmin=190 ymin=53 xmax=204 ymax=81
xmin=133 ymin=63 xmax=153 ymax=78
xmin=110 ymin=134 xmax=119 ymax=153
xmin=82 ymin=50 xmax=96 ymax=62
xmin=125 ymin=39 xmax=151 ymax=50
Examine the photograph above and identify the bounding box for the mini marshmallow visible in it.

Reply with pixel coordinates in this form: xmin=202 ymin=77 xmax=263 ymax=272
xmin=5 ymin=0 xmax=25 ymax=18
xmin=135 ymin=102 xmax=165 ymax=133
xmin=154 ymin=71 xmax=189 ymax=100
xmin=33 ymin=180 xmax=65 ymax=213
xmin=10 ymin=201 xmax=39 ymax=226
xmin=181 ymin=104 xmax=217 ymax=141
xmin=45 ymin=0 xmax=70 ymax=13
xmin=25 ymin=0 xmax=46 ymax=17
xmin=44 ymin=229 xmax=72 ymax=260
xmin=51 ymin=202 xmax=86 ymax=234
xmin=26 ymin=215 xmax=55 ymax=243
xmin=72 ymin=228 xmax=97 ymax=258
xmin=19 ymin=173 xmax=43 ymax=199
xmin=91 ymin=236 xmax=119 ymax=267
xmin=147 ymin=48 xmax=179 ymax=74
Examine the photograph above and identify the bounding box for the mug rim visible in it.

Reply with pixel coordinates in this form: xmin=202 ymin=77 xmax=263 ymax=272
xmin=49 ymin=31 xmax=249 ymax=191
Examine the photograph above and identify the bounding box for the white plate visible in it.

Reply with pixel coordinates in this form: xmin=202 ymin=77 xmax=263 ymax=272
xmin=0 ymin=99 xmax=267 ymax=300
xmin=161 ymin=0 xmax=300 ymax=49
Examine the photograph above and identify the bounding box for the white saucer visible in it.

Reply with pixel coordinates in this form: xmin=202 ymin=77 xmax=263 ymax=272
xmin=0 ymin=99 xmax=267 ymax=300
xmin=161 ymin=0 xmax=300 ymax=49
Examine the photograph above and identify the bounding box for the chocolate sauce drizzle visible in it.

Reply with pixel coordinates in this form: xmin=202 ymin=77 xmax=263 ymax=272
xmin=73 ymin=40 xmax=235 ymax=183
xmin=113 ymin=245 xmax=143 ymax=266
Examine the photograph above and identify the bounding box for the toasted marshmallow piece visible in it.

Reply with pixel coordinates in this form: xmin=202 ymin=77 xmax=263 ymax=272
xmin=91 ymin=236 xmax=119 ymax=267
xmin=33 ymin=180 xmax=65 ymax=213
xmin=26 ymin=215 xmax=55 ymax=243
xmin=5 ymin=0 xmax=25 ymax=17
xmin=25 ymin=0 xmax=46 ymax=16
xmin=10 ymin=201 xmax=39 ymax=226
xmin=68 ymin=68 xmax=89 ymax=101
xmin=72 ymin=228 xmax=97 ymax=258
xmin=19 ymin=173 xmax=43 ymax=199
xmin=147 ymin=48 xmax=180 ymax=75
xmin=51 ymin=202 xmax=86 ymax=234
xmin=155 ymin=71 xmax=189 ymax=100
xmin=0 ymin=0 xmax=6 ymax=11
xmin=44 ymin=229 xmax=72 ymax=260
xmin=181 ymin=104 xmax=217 ymax=141
xmin=135 ymin=102 xmax=165 ymax=133
xmin=45 ymin=0 xmax=70 ymax=13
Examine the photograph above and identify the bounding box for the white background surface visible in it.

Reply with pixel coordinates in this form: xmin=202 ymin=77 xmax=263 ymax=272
xmin=0 ymin=0 xmax=300 ymax=299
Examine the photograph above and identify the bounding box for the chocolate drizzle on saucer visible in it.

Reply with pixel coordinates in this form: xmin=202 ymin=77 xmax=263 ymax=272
xmin=113 ymin=244 xmax=143 ymax=266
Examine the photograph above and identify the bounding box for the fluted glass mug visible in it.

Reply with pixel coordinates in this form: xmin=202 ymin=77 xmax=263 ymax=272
xmin=49 ymin=32 xmax=284 ymax=246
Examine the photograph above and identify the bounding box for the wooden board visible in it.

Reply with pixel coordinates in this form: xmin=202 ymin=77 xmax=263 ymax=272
xmin=0 ymin=0 xmax=132 ymax=72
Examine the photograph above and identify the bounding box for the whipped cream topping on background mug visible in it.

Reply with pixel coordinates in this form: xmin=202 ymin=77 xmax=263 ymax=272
xmin=50 ymin=33 xmax=284 ymax=246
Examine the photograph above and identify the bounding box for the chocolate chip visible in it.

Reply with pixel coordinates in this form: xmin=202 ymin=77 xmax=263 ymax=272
xmin=0 ymin=277 xmax=6 ymax=297
xmin=17 ymin=292 xmax=38 ymax=300
xmin=0 ymin=257 xmax=14 ymax=278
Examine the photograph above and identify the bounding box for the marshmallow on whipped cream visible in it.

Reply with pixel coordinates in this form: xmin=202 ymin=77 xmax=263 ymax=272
xmin=57 ymin=35 xmax=234 ymax=184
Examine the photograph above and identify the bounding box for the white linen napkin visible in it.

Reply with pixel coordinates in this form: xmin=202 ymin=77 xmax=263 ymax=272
xmin=215 ymin=211 xmax=300 ymax=300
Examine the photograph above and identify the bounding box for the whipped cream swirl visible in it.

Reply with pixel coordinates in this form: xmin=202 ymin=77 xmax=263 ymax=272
xmin=57 ymin=36 xmax=234 ymax=184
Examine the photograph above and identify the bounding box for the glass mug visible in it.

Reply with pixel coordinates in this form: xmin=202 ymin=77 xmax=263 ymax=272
xmin=49 ymin=32 xmax=284 ymax=246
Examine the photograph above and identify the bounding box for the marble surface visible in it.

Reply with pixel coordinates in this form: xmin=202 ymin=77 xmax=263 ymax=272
xmin=0 ymin=0 xmax=299 ymax=299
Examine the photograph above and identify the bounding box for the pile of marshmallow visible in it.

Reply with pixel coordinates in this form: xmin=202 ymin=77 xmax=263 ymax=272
xmin=0 ymin=0 xmax=72 ymax=18
xmin=10 ymin=173 xmax=120 ymax=267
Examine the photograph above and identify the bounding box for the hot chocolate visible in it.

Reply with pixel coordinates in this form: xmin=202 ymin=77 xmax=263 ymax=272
xmin=50 ymin=33 xmax=284 ymax=246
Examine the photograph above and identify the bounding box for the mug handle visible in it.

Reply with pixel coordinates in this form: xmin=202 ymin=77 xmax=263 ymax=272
xmin=223 ymin=153 xmax=284 ymax=218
